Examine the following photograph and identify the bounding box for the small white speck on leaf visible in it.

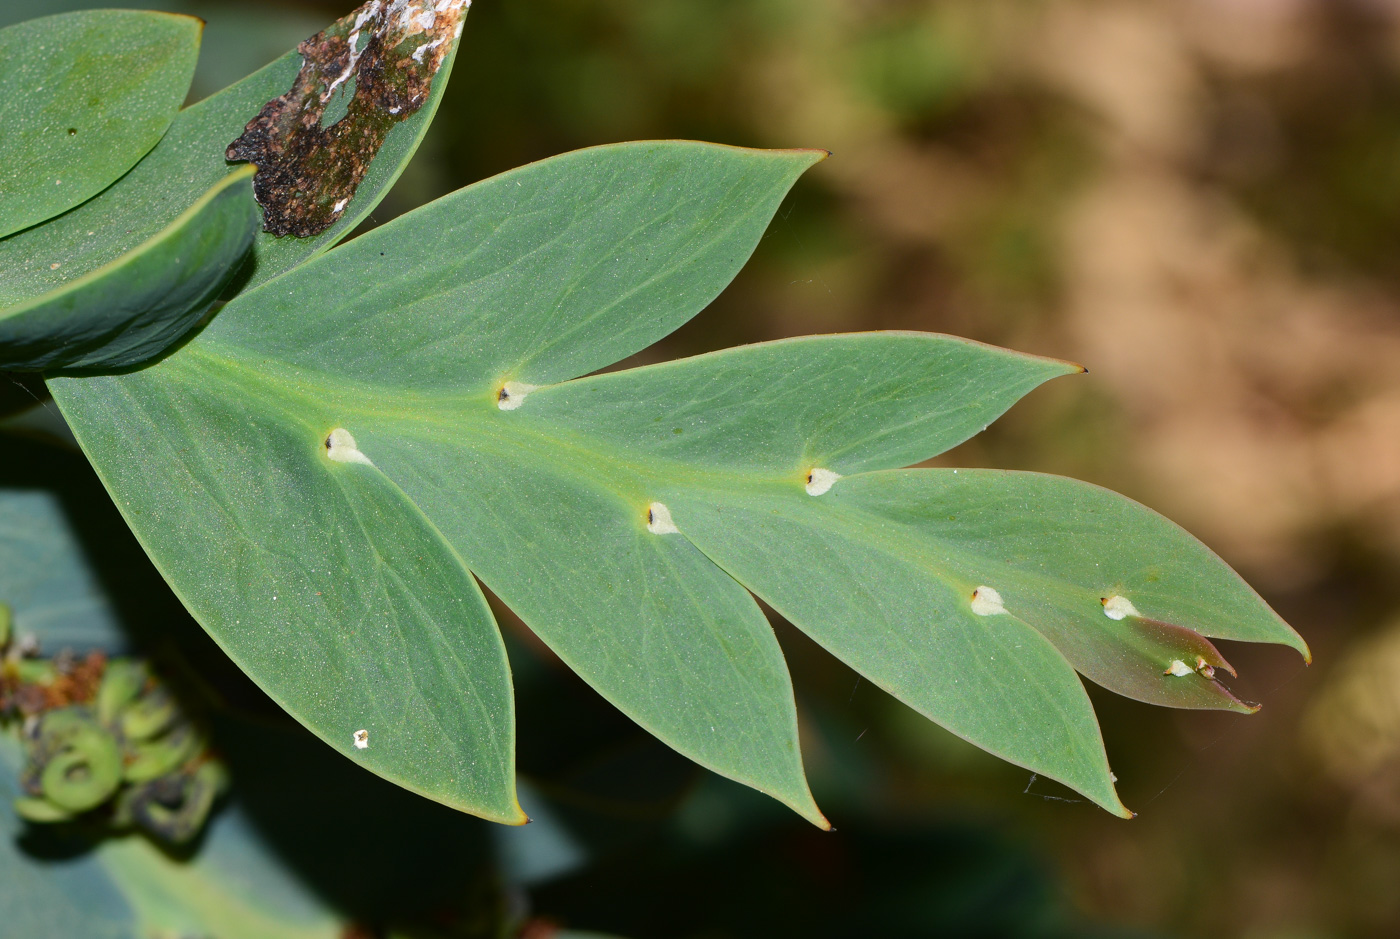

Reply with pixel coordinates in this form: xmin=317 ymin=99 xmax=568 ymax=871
xmin=970 ymin=586 xmax=1008 ymax=616
xmin=805 ymin=468 xmax=841 ymax=496
xmin=325 ymin=428 xmax=374 ymax=466
xmin=353 ymin=729 xmax=369 ymax=749
xmin=497 ymin=381 xmax=539 ymax=411
xmin=646 ymin=502 xmax=679 ymax=535
xmin=1165 ymin=659 xmax=1194 ymax=677
xmin=333 ymin=197 xmax=349 ymax=213
xmin=1101 ymin=595 xmax=1140 ymax=621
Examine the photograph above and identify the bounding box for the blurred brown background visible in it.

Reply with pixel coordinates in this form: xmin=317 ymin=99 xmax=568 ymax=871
xmin=11 ymin=0 xmax=1400 ymax=935
xmin=446 ymin=5 xmax=1400 ymax=933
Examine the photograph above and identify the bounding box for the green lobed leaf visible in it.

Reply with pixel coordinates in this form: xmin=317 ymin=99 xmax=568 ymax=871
xmin=0 ymin=11 xmax=200 ymax=239
xmin=53 ymin=142 xmax=831 ymax=824
xmin=50 ymin=138 xmax=1307 ymax=822
xmin=0 ymin=166 xmax=257 ymax=371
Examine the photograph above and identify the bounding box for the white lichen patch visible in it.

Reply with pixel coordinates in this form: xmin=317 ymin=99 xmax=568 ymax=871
xmin=353 ymin=728 xmax=370 ymax=749
xmin=497 ymin=381 xmax=539 ymax=411
xmin=1165 ymin=659 xmax=1194 ymax=677
xmin=646 ymin=502 xmax=679 ymax=535
xmin=805 ymin=468 xmax=841 ymax=496
xmin=412 ymin=37 xmax=446 ymax=63
xmin=325 ymin=428 xmax=374 ymax=466
xmin=1101 ymin=595 xmax=1140 ymax=621
xmin=970 ymin=586 xmax=1008 ymax=617
xmin=326 ymin=1 xmax=383 ymax=101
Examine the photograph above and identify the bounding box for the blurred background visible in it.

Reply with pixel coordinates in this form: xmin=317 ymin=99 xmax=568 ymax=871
xmin=7 ymin=0 xmax=1400 ymax=936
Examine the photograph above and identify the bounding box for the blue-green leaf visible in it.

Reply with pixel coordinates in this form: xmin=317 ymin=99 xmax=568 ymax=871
xmin=50 ymin=139 xmax=1306 ymax=822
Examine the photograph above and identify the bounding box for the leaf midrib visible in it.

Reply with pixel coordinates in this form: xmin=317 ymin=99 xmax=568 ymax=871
xmin=172 ymin=340 xmax=1122 ymax=627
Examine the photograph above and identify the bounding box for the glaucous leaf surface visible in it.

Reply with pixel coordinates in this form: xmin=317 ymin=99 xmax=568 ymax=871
xmin=0 ymin=11 xmax=200 ymax=239
xmin=0 ymin=2 xmax=465 ymax=312
xmin=52 ymin=137 xmax=1306 ymax=820
xmin=0 ymin=166 xmax=257 ymax=371
xmin=53 ymin=142 xmax=833 ymax=824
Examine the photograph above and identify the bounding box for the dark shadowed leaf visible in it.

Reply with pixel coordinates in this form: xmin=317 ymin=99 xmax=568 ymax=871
xmin=0 ymin=167 xmax=257 ymax=371
xmin=0 ymin=736 xmax=342 ymax=939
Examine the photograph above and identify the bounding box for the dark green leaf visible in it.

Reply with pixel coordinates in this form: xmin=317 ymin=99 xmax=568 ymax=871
xmin=0 ymin=11 xmax=200 ymax=239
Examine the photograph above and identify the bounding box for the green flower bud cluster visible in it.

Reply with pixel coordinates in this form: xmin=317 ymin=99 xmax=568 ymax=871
xmin=2 ymin=615 xmax=227 ymax=844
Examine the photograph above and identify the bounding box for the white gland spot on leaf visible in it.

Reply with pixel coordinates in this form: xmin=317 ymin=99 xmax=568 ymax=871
xmin=353 ymin=728 xmax=370 ymax=749
xmin=325 ymin=428 xmax=373 ymax=466
xmin=1165 ymin=659 xmax=1194 ymax=677
xmin=1101 ymin=595 xmax=1140 ymax=621
xmin=805 ymin=468 xmax=841 ymax=496
xmin=970 ymin=586 xmax=1007 ymax=616
xmin=497 ymin=381 xmax=539 ymax=411
xmin=646 ymin=502 xmax=679 ymax=535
